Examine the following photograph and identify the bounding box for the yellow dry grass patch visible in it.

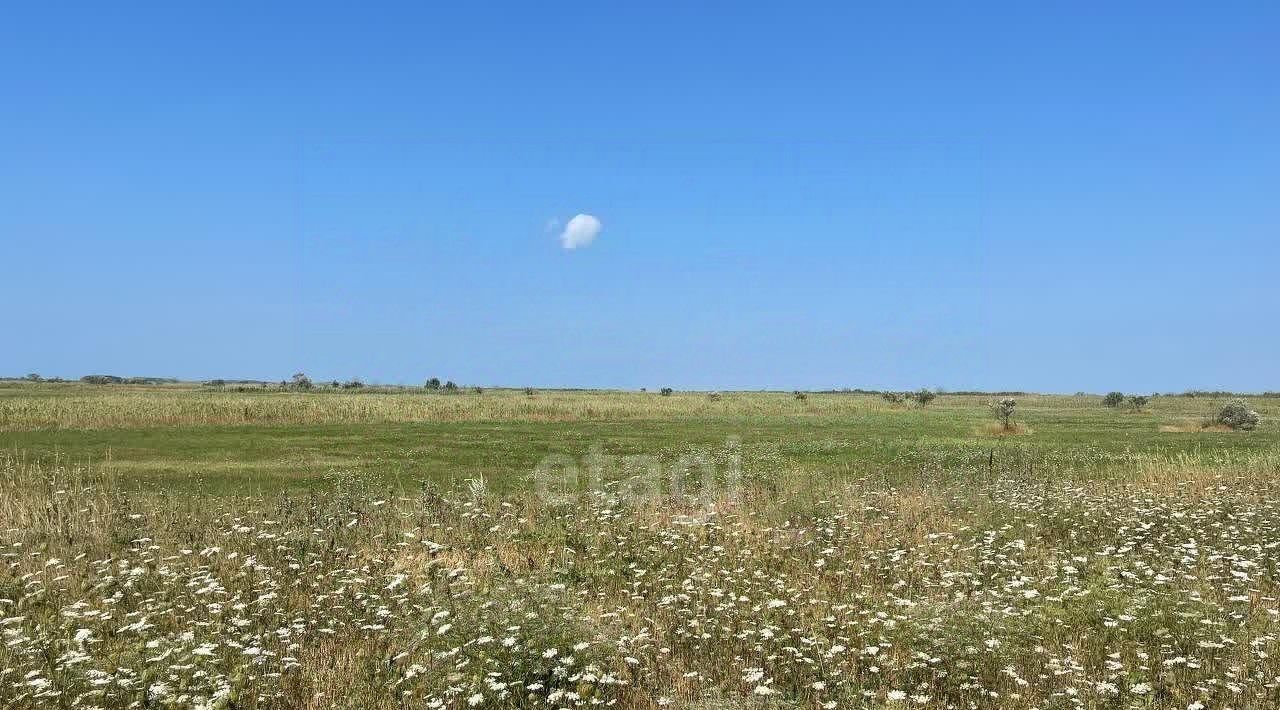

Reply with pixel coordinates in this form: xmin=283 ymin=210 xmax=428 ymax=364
xmin=285 ymin=640 xmax=399 ymax=710
xmin=389 ymin=540 xmax=546 ymax=585
xmin=978 ymin=422 xmax=1033 ymax=436
xmin=1132 ymin=449 xmax=1280 ymax=496
xmin=1159 ymin=420 xmax=1232 ymax=433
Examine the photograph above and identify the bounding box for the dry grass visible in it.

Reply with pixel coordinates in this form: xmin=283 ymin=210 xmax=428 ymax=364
xmin=2 ymin=387 xmax=1278 ymax=707
xmin=0 ymin=386 xmax=913 ymax=431
xmin=1158 ymin=420 xmax=1233 ymax=433
xmin=978 ymin=421 xmax=1033 ymax=436
xmin=8 ymin=383 xmax=1266 ymax=431
xmin=4 ymin=448 xmax=1280 ymax=708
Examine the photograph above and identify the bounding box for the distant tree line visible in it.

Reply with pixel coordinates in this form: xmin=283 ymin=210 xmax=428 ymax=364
xmin=1175 ymin=390 xmax=1280 ymax=398
xmin=11 ymin=373 xmax=67 ymax=383
xmin=79 ymin=375 xmax=179 ymax=385
xmin=12 ymin=375 xmax=1278 ymax=401
xmin=197 ymin=373 xmax=480 ymax=393
xmin=880 ymin=388 xmax=939 ymax=406
xmin=424 ymin=377 xmax=461 ymax=392
xmin=1103 ymin=392 xmax=1152 ymax=411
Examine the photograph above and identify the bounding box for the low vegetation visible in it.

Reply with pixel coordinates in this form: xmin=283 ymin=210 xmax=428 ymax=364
xmin=4 ymin=442 xmax=1280 ymax=708
xmin=0 ymin=382 xmax=1276 ymax=706
xmin=880 ymin=390 xmax=937 ymax=407
xmin=991 ymin=397 xmax=1017 ymax=430
xmin=1216 ymin=398 xmax=1262 ymax=431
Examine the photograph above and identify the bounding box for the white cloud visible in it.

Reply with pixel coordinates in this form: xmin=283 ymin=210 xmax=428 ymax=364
xmin=559 ymin=213 xmax=602 ymax=249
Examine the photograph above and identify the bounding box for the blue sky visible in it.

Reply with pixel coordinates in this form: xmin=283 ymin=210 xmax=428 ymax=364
xmin=2 ymin=2 xmax=1277 ymax=392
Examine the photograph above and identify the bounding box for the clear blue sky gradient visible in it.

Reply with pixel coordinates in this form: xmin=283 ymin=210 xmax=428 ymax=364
xmin=3 ymin=2 xmax=1277 ymax=392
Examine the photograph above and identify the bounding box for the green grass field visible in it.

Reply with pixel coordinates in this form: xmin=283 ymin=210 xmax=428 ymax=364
xmin=3 ymin=383 xmax=1280 ymax=708
xmin=2 ymin=383 xmax=1276 ymax=494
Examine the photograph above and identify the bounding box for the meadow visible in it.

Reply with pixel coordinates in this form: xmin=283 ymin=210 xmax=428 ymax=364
xmin=2 ymin=383 xmax=1279 ymax=708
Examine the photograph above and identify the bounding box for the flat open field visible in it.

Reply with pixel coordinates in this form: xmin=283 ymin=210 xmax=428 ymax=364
xmin=3 ymin=384 xmax=1280 ymax=708
xmin=3 ymin=383 xmax=1278 ymax=494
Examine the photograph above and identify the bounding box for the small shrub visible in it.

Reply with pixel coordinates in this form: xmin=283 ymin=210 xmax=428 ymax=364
xmin=524 ymin=387 xmax=535 ymax=396
xmin=472 ymin=386 xmax=483 ymax=394
xmin=291 ymin=373 xmax=313 ymax=390
xmin=443 ymin=380 xmax=459 ymax=393
xmin=881 ymin=392 xmax=904 ymax=404
xmin=660 ymin=388 xmax=674 ymax=397
xmin=1103 ymin=392 xmax=1125 ymax=408
xmin=1216 ymin=399 xmax=1261 ymax=431
xmin=911 ymin=388 xmax=937 ymax=406
xmin=708 ymin=391 xmax=722 ymax=401
xmin=1128 ymin=395 xmax=1148 ymax=411
xmin=794 ymin=391 xmax=808 ymax=401
xmin=992 ymin=398 xmax=1017 ymax=430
